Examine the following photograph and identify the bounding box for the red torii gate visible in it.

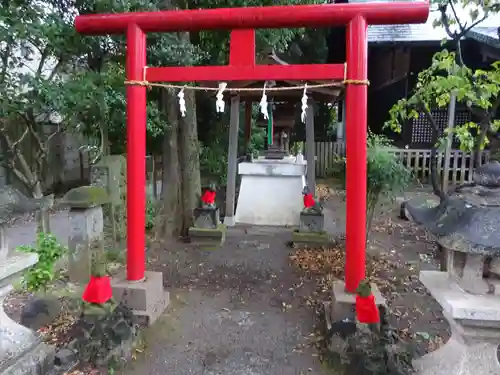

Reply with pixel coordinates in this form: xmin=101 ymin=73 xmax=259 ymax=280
xmin=75 ymin=2 xmax=429 ymax=293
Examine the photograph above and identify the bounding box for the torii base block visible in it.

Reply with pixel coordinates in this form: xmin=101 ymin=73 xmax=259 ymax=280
xmin=111 ymin=271 xmax=169 ymax=326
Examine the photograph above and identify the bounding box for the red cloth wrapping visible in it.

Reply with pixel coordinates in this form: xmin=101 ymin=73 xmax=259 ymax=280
xmin=303 ymin=193 xmax=315 ymax=208
xmin=355 ymin=294 xmax=380 ymax=324
xmin=201 ymin=190 xmax=216 ymax=205
xmin=82 ymin=276 xmax=113 ymax=304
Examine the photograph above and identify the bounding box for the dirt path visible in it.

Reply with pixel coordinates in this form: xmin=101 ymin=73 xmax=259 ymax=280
xmin=122 ymin=226 xmax=329 ymax=375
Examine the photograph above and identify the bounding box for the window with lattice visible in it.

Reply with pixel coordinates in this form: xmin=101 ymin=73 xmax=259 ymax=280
xmin=410 ymin=109 xmax=470 ymax=146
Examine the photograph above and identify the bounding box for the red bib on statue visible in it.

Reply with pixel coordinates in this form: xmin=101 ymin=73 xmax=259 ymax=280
xmin=355 ymin=294 xmax=380 ymax=324
xmin=303 ymin=193 xmax=315 ymax=208
xmin=201 ymin=190 xmax=216 ymax=205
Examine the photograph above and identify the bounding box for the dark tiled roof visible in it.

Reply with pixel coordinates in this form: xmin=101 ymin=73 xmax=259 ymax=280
xmin=353 ymin=0 xmax=500 ymax=45
xmin=368 ymin=21 xmax=448 ymax=44
xmin=468 ymin=27 xmax=500 ymax=48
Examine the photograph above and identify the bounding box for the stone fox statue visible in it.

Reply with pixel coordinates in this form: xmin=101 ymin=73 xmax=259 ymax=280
xmin=302 ymin=186 xmax=323 ymax=213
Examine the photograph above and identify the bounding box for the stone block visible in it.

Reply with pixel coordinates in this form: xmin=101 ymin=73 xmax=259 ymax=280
xmin=91 ymin=155 xmax=126 ymax=241
xmin=188 ymin=224 xmax=226 ymax=246
xmin=68 ymin=206 xmax=104 ymax=285
xmin=299 ymin=211 xmax=324 ymax=232
xmin=0 ymin=342 xmax=55 ymax=375
xmin=1 ymin=285 xmax=55 ymax=375
xmin=62 ymin=186 xmax=110 ymax=209
xmin=414 ymin=271 xmax=500 ymax=375
xmin=54 ymin=348 xmax=77 ymax=367
xmin=90 ymin=156 xmax=126 ymax=206
xmin=111 ymin=271 xmax=169 ymax=326
xmin=330 ymin=280 xmax=386 ymax=322
xmin=193 ymin=207 xmax=220 ymax=229
xmin=291 ymin=230 xmax=332 ymax=246
xmin=20 ymin=298 xmax=62 ymax=331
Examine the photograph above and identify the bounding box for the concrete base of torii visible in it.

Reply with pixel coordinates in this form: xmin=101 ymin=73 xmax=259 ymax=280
xmin=232 ymin=157 xmax=306 ymax=227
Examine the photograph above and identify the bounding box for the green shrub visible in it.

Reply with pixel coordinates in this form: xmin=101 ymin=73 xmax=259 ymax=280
xmin=366 ymin=134 xmax=411 ymax=232
xmin=328 ymin=133 xmax=411 ymax=233
xmin=145 ymin=196 xmax=157 ymax=231
xmin=18 ymin=233 xmax=67 ymax=292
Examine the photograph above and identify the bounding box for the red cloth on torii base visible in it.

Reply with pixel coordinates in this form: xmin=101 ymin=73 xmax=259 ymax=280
xmin=355 ymin=294 xmax=380 ymax=324
xmin=82 ymin=276 xmax=113 ymax=304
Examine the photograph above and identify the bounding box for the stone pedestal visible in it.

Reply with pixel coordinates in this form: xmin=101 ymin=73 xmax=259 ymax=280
xmin=329 ymin=280 xmax=386 ymax=322
xmin=235 ymin=157 xmax=306 ymax=226
xmin=0 ymin=254 xmax=55 ymax=375
xmin=193 ymin=207 xmax=220 ymax=229
xmin=299 ymin=211 xmax=324 ymax=232
xmin=111 ymin=271 xmax=169 ymax=326
xmin=68 ymin=206 xmax=104 ymax=285
xmin=190 ymin=206 xmax=225 ymax=246
xmin=292 ymin=211 xmax=331 ymax=245
xmin=415 ymin=271 xmax=500 ymax=375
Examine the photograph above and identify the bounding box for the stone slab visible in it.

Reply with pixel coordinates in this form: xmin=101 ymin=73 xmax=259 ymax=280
xmin=0 ymin=254 xmax=38 ymax=289
xmin=420 ymin=271 xmax=500 ymax=323
xmin=223 ymin=216 xmax=235 ymax=227
xmin=188 ymin=225 xmax=226 ymax=246
xmin=239 ymin=159 xmax=306 ymax=177
xmin=111 ymin=271 xmax=169 ymax=326
xmin=299 ymin=212 xmax=324 ymax=232
xmin=415 ymin=271 xmax=500 ymax=375
xmin=330 ymin=280 xmax=386 ymax=321
xmin=291 ymin=231 xmax=332 ymax=245
xmin=193 ymin=208 xmax=220 ymax=229
xmin=0 ymin=342 xmax=55 ymax=375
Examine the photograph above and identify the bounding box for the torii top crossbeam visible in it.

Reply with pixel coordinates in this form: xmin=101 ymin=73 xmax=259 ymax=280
xmin=75 ymin=2 xmax=428 ymax=33
xmin=75 ymin=2 xmax=429 ymax=293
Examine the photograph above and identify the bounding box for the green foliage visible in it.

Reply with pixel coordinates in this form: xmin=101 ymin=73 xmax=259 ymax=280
xmin=18 ymin=233 xmax=67 ymax=292
xmin=200 ymin=143 xmax=228 ymax=185
xmin=431 ymin=0 xmax=500 ymax=49
xmin=328 ymin=134 xmax=411 ymax=232
xmin=145 ymin=196 xmax=157 ymax=231
xmin=366 ymin=134 xmax=411 ymax=231
xmin=386 ymin=51 xmax=500 ymax=152
xmin=52 ymin=62 xmax=165 ymax=155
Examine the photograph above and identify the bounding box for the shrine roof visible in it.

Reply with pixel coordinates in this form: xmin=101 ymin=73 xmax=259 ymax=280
xmin=468 ymin=27 xmax=500 ymax=49
xmin=358 ymin=0 xmax=500 ymax=45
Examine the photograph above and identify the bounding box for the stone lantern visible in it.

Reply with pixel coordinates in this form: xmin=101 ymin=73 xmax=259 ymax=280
xmin=0 ymin=187 xmax=55 ymax=375
xmin=405 ymin=162 xmax=500 ymax=375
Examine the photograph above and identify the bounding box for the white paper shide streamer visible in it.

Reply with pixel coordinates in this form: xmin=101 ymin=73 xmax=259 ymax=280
xmin=259 ymin=83 xmax=269 ymax=120
xmin=178 ymin=88 xmax=186 ymax=117
xmin=301 ymin=84 xmax=308 ymax=124
xmin=216 ymin=82 xmax=227 ymax=113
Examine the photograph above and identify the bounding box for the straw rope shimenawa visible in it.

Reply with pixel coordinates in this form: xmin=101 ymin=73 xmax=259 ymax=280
xmin=123 ymin=62 xmax=370 ymax=91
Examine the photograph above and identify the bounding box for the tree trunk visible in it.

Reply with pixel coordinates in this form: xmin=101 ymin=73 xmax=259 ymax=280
xmin=179 ymin=88 xmax=201 ymax=235
xmin=33 ymin=181 xmax=51 ymax=233
xmin=155 ymin=89 xmax=182 ymax=239
xmin=177 ymin=31 xmax=201 ymax=236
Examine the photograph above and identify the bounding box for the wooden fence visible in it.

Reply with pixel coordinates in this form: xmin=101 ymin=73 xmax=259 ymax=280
xmin=147 ymin=141 xmax=491 ymax=191
xmin=313 ymin=141 xmax=490 ymax=185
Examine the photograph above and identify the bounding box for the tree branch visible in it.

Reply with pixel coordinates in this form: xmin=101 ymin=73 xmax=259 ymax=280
xmin=35 ymin=47 xmax=49 ymax=79
xmin=421 ymin=105 xmax=446 ymax=200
